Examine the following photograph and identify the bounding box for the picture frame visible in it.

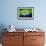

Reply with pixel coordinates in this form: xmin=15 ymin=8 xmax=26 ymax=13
xmin=17 ymin=7 xmax=34 ymax=20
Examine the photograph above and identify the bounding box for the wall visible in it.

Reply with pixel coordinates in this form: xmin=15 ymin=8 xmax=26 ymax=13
xmin=0 ymin=0 xmax=46 ymax=31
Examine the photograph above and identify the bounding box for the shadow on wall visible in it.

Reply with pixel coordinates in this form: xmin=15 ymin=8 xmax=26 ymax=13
xmin=0 ymin=24 xmax=7 ymax=43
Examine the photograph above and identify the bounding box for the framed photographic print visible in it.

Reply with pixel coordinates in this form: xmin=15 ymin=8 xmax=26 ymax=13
xmin=17 ymin=7 xmax=34 ymax=20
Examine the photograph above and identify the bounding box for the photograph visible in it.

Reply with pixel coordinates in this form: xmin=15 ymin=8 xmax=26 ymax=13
xmin=17 ymin=7 xmax=34 ymax=20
